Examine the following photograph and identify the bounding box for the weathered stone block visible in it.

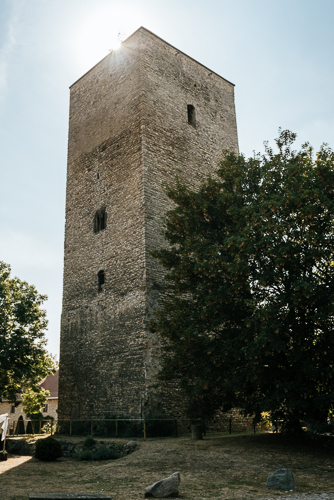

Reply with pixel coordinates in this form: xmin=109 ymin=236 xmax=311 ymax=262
xmin=145 ymin=472 xmax=181 ymax=497
xmin=266 ymin=468 xmax=295 ymax=490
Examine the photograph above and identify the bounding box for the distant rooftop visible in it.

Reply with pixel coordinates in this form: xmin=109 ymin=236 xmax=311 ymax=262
xmin=39 ymin=370 xmax=59 ymax=399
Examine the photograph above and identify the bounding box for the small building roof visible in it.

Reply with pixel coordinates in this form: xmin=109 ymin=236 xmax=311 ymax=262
xmin=39 ymin=370 xmax=59 ymax=399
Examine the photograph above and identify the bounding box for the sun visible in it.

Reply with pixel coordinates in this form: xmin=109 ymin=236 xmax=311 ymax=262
xmin=69 ymin=6 xmax=143 ymax=74
xmin=109 ymin=32 xmax=126 ymax=52
xmin=109 ymin=40 xmax=122 ymax=52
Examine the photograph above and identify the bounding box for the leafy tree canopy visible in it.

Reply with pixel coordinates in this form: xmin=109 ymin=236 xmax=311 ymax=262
xmin=150 ymin=130 xmax=334 ymax=432
xmin=21 ymin=387 xmax=50 ymax=415
xmin=0 ymin=261 xmax=56 ymax=403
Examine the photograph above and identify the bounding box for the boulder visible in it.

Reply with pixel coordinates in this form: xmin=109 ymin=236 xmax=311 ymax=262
xmin=145 ymin=472 xmax=181 ymax=498
xmin=122 ymin=441 xmax=138 ymax=455
xmin=266 ymin=468 xmax=295 ymax=490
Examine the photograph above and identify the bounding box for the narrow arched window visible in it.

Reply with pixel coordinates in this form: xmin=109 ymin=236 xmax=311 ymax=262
xmin=94 ymin=207 xmax=107 ymax=233
xmin=187 ymin=104 xmax=196 ymax=127
xmin=98 ymin=270 xmax=105 ymax=292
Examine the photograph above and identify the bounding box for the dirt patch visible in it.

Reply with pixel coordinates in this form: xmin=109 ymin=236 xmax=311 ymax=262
xmin=0 ymin=432 xmax=334 ymax=500
xmin=0 ymin=456 xmax=32 ymax=475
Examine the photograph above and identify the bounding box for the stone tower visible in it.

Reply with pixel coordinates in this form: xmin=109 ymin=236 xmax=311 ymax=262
xmin=58 ymin=27 xmax=238 ymax=420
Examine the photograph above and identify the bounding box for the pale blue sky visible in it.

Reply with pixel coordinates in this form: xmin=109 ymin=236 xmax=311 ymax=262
xmin=1 ymin=0 xmax=333 ymax=358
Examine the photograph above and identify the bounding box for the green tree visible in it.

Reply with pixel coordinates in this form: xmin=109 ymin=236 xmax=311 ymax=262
xmin=0 ymin=261 xmax=56 ymax=403
xmin=150 ymin=130 xmax=334 ymax=432
xmin=21 ymin=387 xmax=50 ymax=415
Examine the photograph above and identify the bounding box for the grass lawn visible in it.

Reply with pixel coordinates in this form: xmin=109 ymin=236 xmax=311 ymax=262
xmin=0 ymin=432 xmax=334 ymax=500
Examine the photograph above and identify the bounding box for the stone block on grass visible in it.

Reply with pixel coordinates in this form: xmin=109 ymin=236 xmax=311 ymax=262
xmin=145 ymin=472 xmax=180 ymax=498
xmin=266 ymin=468 xmax=295 ymax=490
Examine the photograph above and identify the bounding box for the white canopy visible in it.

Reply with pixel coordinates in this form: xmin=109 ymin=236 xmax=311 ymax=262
xmin=0 ymin=413 xmax=9 ymax=441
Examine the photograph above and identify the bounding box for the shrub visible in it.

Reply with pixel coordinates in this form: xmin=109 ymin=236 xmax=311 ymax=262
xmin=35 ymin=437 xmax=62 ymax=461
xmin=83 ymin=437 xmax=96 ymax=448
xmin=26 ymin=413 xmax=44 ymax=434
xmin=15 ymin=416 xmax=25 ymax=435
xmin=110 ymin=419 xmax=141 ymax=438
xmin=145 ymin=415 xmax=175 ymax=437
xmin=6 ymin=439 xmax=34 ymax=456
xmin=261 ymin=413 xmax=271 ymax=432
xmin=92 ymin=447 xmax=117 ymax=461
xmin=77 ymin=450 xmax=92 ymax=461
xmin=71 ymin=420 xmax=91 ymax=436
xmin=76 ymin=446 xmax=118 ymax=461
xmin=26 ymin=420 xmax=35 ymax=434
xmin=41 ymin=422 xmax=57 ymax=434
xmin=93 ymin=416 xmax=123 ymax=437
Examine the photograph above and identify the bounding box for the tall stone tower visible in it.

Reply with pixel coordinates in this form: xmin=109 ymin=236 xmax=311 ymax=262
xmin=58 ymin=27 xmax=238 ymax=420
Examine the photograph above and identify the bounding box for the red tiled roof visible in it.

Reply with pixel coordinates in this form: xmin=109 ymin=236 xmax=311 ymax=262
xmin=39 ymin=370 xmax=59 ymax=398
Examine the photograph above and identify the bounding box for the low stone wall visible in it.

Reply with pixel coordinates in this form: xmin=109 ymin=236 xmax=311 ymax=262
xmin=59 ymin=439 xmax=138 ymax=458
xmin=5 ymin=437 xmax=138 ymax=459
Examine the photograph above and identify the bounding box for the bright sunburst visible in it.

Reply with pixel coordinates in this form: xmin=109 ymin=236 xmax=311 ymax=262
xmin=69 ymin=4 xmax=145 ymax=74
xmin=109 ymin=31 xmax=127 ymax=51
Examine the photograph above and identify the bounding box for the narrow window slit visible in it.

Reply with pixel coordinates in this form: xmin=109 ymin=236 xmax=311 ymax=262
xmin=98 ymin=270 xmax=105 ymax=292
xmin=94 ymin=207 xmax=107 ymax=233
xmin=187 ymin=104 xmax=196 ymax=127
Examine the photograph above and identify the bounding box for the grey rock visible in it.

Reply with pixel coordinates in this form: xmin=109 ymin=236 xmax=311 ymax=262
xmin=266 ymin=468 xmax=295 ymax=490
xmin=123 ymin=441 xmax=138 ymax=455
xmin=58 ymin=440 xmax=80 ymax=457
xmin=145 ymin=472 xmax=180 ymax=498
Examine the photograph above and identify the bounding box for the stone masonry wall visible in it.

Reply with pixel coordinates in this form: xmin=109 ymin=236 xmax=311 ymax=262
xmin=139 ymin=28 xmax=238 ymax=415
xmin=59 ymin=35 xmax=146 ymax=419
xmin=58 ymin=27 xmax=239 ymax=420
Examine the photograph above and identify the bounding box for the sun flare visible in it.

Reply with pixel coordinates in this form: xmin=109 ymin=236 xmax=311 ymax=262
xmin=70 ymin=5 xmax=144 ymax=74
xmin=109 ymin=32 xmax=126 ymax=52
xmin=71 ymin=0 xmax=146 ymax=74
xmin=109 ymin=39 xmax=122 ymax=52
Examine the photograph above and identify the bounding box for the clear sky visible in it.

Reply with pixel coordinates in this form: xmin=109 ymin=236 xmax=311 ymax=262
xmin=1 ymin=0 xmax=333 ymax=358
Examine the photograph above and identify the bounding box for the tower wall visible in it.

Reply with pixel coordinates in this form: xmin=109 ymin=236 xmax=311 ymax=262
xmin=139 ymin=29 xmax=238 ymax=414
xmin=58 ymin=28 xmax=238 ymax=420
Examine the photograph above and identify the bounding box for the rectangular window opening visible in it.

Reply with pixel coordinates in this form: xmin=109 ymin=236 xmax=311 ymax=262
xmin=94 ymin=207 xmax=107 ymax=233
xmin=187 ymin=104 xmax=196 ymax=127
xmin=98 ymin=270 xmax=105 ymax=292
xmin=100 ymin=212 xmax=106 ymax=230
